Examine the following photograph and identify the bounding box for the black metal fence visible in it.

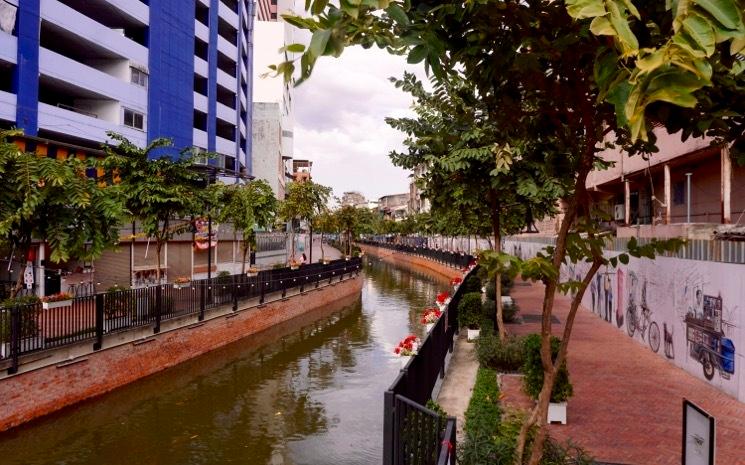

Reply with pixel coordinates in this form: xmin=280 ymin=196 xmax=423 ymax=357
xmin=382 ymin=259 xmax=478 ymax=465
xmin=0 ymin=258 xmax=362 ymax=375
xmin=358 ymin=240 xmax=474 ymax=270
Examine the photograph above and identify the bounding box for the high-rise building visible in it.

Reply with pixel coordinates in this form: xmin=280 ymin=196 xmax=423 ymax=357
xmin=252 ymin=0 xmax=294 ymax=199
xmin=0 ymin=0 xmax=254 ymax=175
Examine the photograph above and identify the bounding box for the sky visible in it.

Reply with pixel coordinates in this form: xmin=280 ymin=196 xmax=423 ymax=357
xmin=293 ymin=46 xmax=426 ymax=203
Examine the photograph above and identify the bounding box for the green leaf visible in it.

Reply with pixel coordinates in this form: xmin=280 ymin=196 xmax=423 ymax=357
xmin=565 ymin=0 xmax=607 ymax=19
xmin=607 ymin=0 xmax=640 ymax=54
xmin=284 ymin=43 xmax=306 ymax=53
xmin=692 ymin=0 xmax=742 ymax=30
xmin=619 ymin=253 xmax=629 ymax=264
xmin=311 ymin=0 xmax=330 ymax=15
xmin=682 ymin=14 xmax=716 ymax=56
xmin=408 ymin=44 xmax=428 ymax=64
xmin=590 ymin=16 xmax=616 ymax=35
xmin=309 ymin=29 xmax=332 ymax=58
xmin=386 ymin=4 xmax=409 ymax=25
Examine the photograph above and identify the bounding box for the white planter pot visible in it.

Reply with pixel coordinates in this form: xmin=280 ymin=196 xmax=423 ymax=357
xmin=246 ymin=271 xmax=258 ymax=277
xmin=436 ymin=302 xmax=447 ymax=312
xmin=0 ymin=341 xmax=7 ymax=359
xmin=42 ymin=300 xmax=72 ymax=310
xmin=399 ymin=356 xmax=412 ymax=368
xmin=467 ymin=328 xmax=480 ymax=341
xmin=501 ymin=296 xmax=514 ymax=306
xmin=173 ymin=283 xmax=191 ymax=289
xmin=425 ymin=323 xmax=434 ymax=333
xmin=547 ymin=402 xmax=567 ymax=425
xmin=290 ymin=266 xmax=299 ymax=270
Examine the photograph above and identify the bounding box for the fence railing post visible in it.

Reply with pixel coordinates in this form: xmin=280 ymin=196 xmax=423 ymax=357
xmin=383 ymin=391 xmax=395 ymax=465
xmin=93 ymin=293 xmax=104 ymax=350
xmin=154 ymin=285 xmax=162 ymax=334
xmin=259 ymin=279 xmax=266 ymax=304
xmin=232 ymin=276 xmax=238 ymax=311
xmin=199 ymin=283 xmax=205 ymax=321
xmin=8 ymin=305 xmax=20 ymax=375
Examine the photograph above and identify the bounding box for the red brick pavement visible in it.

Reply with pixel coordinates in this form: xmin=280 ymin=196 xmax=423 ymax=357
xmin=502 ymin=280 xmax=745 ymax=465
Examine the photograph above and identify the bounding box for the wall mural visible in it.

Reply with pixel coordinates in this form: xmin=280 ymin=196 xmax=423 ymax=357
xmin=506 ymin=239 xmax=744 ymax=402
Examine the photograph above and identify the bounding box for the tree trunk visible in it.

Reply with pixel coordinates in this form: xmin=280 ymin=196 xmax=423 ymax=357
xmin=320 ymin=232 xmax=325 ymax=261
xmin=241 ymin=243 xmax=249 ymax=274
xmin=489 ymin=193 xmax=506 ymax=342
xmin=309 ymin=226 xmax=313 ymax=263
xmin=155 ymin=241 xmax=163 ymax=284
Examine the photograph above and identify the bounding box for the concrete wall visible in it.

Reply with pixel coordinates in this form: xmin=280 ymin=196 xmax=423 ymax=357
xmin=0 ymin=274 xmax=363 ymax=431
xmin=358 ymin=244 xmax=461 ymax=282
xmin=251 ymin=101 xmax=285 ymax=197
xmin=506 ymin=239 xmax=745 ymax=403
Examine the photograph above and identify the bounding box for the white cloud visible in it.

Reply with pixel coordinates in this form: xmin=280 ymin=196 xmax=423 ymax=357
xmin=293 ymin=45 xmax=426 ymax=201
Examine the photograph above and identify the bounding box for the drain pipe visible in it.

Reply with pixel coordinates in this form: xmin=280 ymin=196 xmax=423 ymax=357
xmin=685 ymin=173 xmax=693 ymax=223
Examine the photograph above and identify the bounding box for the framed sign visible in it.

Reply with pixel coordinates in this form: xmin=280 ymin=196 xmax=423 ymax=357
xmin=683 ymin=399 xmax=715 ymax=465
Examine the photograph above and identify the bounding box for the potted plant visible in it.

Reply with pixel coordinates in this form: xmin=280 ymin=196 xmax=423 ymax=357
xmin=435 ymin=291 xmax=451 ymax=311
xmin=420 ymin=307 xmax=442 ymax=333
xmin=458 ymin=292 xmax=485 ymax=341
xmin=173 ymin=276 xmax=191 ymax=289
xmin=290 ymin=260 xmax=300 ymax=270
xmin=393 ymin=334 xmax=420 ymax=367
xmin=522 ymin=334 xmax=573 ymax=425
xmin=1 ymin=295 xmax=41 ymax=357
xmin=450 ymin=276 xmax=463 ymax=290
xmin=41 ymin=292 xmax=73 ymax=309
xmin=246 ymin=266 xmax=259 ymax=277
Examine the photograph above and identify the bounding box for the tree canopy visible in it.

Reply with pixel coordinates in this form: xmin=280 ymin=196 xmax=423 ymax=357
xmin=0 ymin=130 xmax=124 ymax=296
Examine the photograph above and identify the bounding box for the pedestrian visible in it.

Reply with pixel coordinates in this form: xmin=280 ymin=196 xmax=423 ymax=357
xmin=300 ymin=253 xmax=307 ymax=265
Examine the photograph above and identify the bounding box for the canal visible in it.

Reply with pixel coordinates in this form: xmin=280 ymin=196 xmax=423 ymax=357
xmin=0 ymin=258 xmax=447 ymax=465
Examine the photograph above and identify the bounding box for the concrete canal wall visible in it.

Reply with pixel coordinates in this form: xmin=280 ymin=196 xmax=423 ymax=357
xmin=358 ymin=244 xmax=462 ymax=282
xmin=0 ymin=275 xmax=363 ymax=431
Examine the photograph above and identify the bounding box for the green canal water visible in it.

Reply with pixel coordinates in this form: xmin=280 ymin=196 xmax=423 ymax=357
xmin=0 ymin=258 xmax=447 ymax=465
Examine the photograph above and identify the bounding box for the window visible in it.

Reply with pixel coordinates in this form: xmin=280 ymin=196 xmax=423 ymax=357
xmin=123 ymin=109 xmax=145 ymax=130
xmin=130 ymin=68 xmax=148 ymax=88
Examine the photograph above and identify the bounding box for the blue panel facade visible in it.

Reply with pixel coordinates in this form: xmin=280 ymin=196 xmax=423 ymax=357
xmin=245 ymin=0 xmax=255 ymax=176
xmin=14 ymin=0 xmax=40 ymax=136
xmin=147 ymin=0 xmax=196 ymax=156
xmin=206 ymin=0 xmax=219 ymax=155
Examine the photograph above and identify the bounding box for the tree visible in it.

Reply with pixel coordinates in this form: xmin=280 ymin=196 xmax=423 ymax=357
xmin=0 ymin=130 xmax=124 ymax=297
xmin=313 ymin=209 xmax=337 ymax=262
xmin=282 ymin=1 xmax=743 ymax=463
xmin=279 ymin=181 xmax=332 ymax=263
xmin=335 ymin=205 xmax=359 ymax=256
xmin=102 ymin=134 xmax=210 ymax=284
xmin=387 ymin=73 xmax=562 ymax=341
xmin=216 ymin=180 xmax=277 ymax=273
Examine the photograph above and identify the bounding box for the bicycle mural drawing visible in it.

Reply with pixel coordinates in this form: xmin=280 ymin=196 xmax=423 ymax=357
xmin=626 ymin=272 xmax=661 ymax=353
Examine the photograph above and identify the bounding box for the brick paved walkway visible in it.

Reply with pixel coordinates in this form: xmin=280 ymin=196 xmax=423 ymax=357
xmin=502 ymin=280 xmax=745 ymax=465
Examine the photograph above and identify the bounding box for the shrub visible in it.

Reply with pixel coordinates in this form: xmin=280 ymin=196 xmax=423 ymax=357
xmin=522 ymin=334 xmax=573 ymax=403
xmin=461 ymin=274 xmax=483 ymax=294
xmin=476 ymin=330 xmax=525 ymax=372
xmin=458 ymin=292 xmax=487 ymax=329
xmin=485 ymin=275 xmax=514 ymax=301
xmin=460 ymin=367 xmax=502 ymax=465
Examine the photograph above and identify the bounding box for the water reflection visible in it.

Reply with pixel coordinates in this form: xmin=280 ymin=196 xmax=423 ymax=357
xmin=0 ymin=259 xmax=446 ymax=465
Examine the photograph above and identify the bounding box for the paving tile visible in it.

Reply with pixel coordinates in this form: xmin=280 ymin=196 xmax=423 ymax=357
xmin=500 ymin=280 xmax=745 ymax=465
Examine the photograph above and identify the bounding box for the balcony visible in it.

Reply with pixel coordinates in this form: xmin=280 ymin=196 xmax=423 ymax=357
xmin=194 ymin=20 xmax=209 ymax=43
xmin=194 ymin=57 xmax=208 ymax=78
xmin=0 ymin=32 xmax=17 ymax=65
xmin=194 ymin=92 xmax=208 ymax=113
xmin=54 ymin=0 xmax=148 ymax=26
xmin=218 ymin=1 xmax=239 ymax=29
xmin=216 ymin=102 xmax=235 ymax=124
xmin=39 ymin=47 xmax=147 ymax=112
xmin=218 ymin=36 xmax=238 ymax=63
xmin=37 ymin=102 xmax=146 ymax=146
xmin=41 ymin=0 xmax=148 ymax=66
xmin=216 ymin=135 xmax=236 ymax=157
xmin=193 ymin=128 xmax=208 ymax=148
xmin=217 ymin=69 xmax=237 ymax=92
xmin=0 ymin=90 xmax=16 ymax=123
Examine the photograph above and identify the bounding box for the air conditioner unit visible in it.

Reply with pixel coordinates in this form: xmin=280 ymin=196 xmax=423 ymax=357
xmin=614 ymin=204 xmax=625 ymax=221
